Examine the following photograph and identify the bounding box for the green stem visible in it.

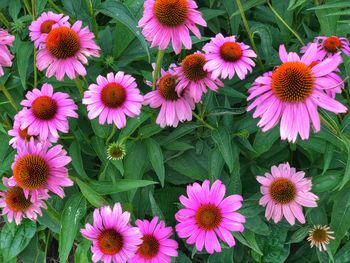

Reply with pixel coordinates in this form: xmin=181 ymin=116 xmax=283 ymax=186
xmin=23 ymin=0 xmax=32 ymax=15
xmin=267 ymin=1 xmax=305 ymax=46
xmin=0 ymin=12 xmax=10 ymax=28
xmin=47 ymin=0 xmax=65 ymax=14
xmin=192 ymin=111 xmax=215 ymax=130
xmin=106 ymin=125 xmax=117 ymax=145
xmin=0 ymin=83 xmax=18 ymax=111
xmin=152 ymin=50 xmax=165 ymax=90
xmin=74 ymin=77 xmax=84 ymax=96
xmin=31 ymin=0 xmax=35 ymax=18
xmin=235 ymin=0 xmax=265 ymax=71
xmin=84 ymin=0 xmax=98 ymax=37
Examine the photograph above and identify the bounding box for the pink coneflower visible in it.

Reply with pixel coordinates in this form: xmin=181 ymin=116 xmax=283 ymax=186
xmin=36 ymin=21 xmax=100 ymax=80
xmin=0 ymin=177 xmax=47 ymax=225
xmin=80 ymin=203 xmax=142 ymax=263
xmin=29 ymin=11 xmax=70 ymax=48
xmin=129 ymin=217 xmax=178 ymax=262
xmin=138 ymin=0 xmax=207 ymax=54
xmin=175 ymin=180 xmax=245 ymax=254
xmin=144 ymin=64 xmax=195 ymax=128
xmin=247 ymin=43 xmax=347 ymax=142
xmin=203 ymin=33 xmax=256 ymax=80
xmin=176 ymin=52 xmax=223 ymax=103
xmin=19 ymin=83 xmax=78 ymax=141
xmin=0 ymin=29 xmax=15 ymax=76
xmin=257 ymin=162 xmax=318 ymax=225
xmin=8 ymin=112 xmax=40 ymax=149
xmin=302 ymin=36 xmax=350 ymax=59
xmin=8 ymin=139 xmax=73 ymax=202
xmin=83 ymin=72 xmax=143 ymax=129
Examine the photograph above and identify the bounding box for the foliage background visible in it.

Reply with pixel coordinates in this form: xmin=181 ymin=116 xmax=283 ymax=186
xmin=0 ymin=0 xmax=350 ymax=262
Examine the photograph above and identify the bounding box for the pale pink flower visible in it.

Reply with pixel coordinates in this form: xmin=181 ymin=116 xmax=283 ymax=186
xmin=29 ymin=11 xmax=70 ymax=48
xmin=302 ymin=36 xmax=350 ymax=59
xmin=247 ymin=43 xmax=347 ymax=142
xmin=175 ymin=180 xmax=245 ymax=254
xmin=129 ymin=217 xmax=178 ymax=262
xmin=176 ymin=52 xmax=223 ymax=103
xmin=80 ymin=203 xmax=142 ymax=263
xmin=9 ymin=139 xmax=73 ymax=202
xmin=0 ymin=177 xmax=47 ymax=225
xmin=144 ymin=64 xmax=195 ymax=128
xmin=203 ymin=33 xmax=256 ymax=80
xmin=257 ymin=162 xmax=318 ymax=225
xmin=138 ymin=0 xmax=207 ymax=54
xmin=83 ymin=72 xmax=144 ymax=129
xmin=0 ymin=29 xmax=15 ymax=76
xmin=19 ymin=83 xmax=78 ymax=141
xmin=36 ymin=21 xmax=100 ymax=80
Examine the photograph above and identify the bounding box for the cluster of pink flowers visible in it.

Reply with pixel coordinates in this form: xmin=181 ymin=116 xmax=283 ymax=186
xmin=80 ymin=179 xmax=245 ymax=262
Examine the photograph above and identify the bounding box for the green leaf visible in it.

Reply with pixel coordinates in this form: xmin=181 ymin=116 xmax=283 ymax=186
xmin=16 ymin=41 xmax=33 ymax=90
xmin=74 ymin=239 xmax=91 ymax=263
xmin=287 ymin=0 xmax=306 ymax=10
xmin=18 ymin=234 xmax=45 ymax=263
xmin=262 ymin=224 xmax=290 ymax=262
xmin=89 ymin=179 xmax=157 ymax=194
xmin=59 ymin=194 xmax=87 ymax=263
xmin=69 ymin=141 xmax=89 ymax=179
xmin=160 ymin=123 xmax=198 ymax=145
xmin=286 ymin=226 xmax=310 ymax=244
xmin=149 ymin=191 xmax=165 ymax=220
xmin=208 ymin=248 xmax=233 ymax=263
xmin=315 ymin=4 xmax=339 ymax=35
xmin=330 ymin=187 xmax=350 ymax=253
xmin=98 ymin=0 xmax=150 ymax=62
xmin=253 ymin=128 xmax=279 ymax=157
xmin=119 ymin=111 xmax=151 ymax=141
xmin=312 ymin=171 xmax=342 ymax=193
xmin=8 ymin=0 xmax=21 ymax=20
xmin=212 ymin=128 xmax=234 ymax=172
xmin=0 ymin=221 xmax=36 ymax=258
xmin=74 ymin=177 xmax=107 ymax=207
xmin=208 ymin=147 xmax=225 ymax=181
xmin=146 ymin=138 xmax=165 ymax=187
xmin=335 ymin=240 xmax=350 ymax=263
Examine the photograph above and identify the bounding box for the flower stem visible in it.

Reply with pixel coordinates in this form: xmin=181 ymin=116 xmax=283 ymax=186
xmin=235 ymin=0 xmax=265 ymax=71
xmin=74 ymin=77 xmax=84 ymax=96
xmin=0 ymin=12 xmax=10 ymax=28
xmin=0 ymin=82 xmax=18 ymax=111
xmin=192 ymin=111 xmax=215 ymax=130
xmin=47 ymin=0 xmax=65 ymax=15
xmin=267 ymin=1 xmax=305 ymax=46
xmin=106 ymin=125 xmax=117 ymax=145
xmin=152 ymin=49 xmax=165 ymax=90
xmin=23 ymin=0 xmax=32 ymax=16
xmin=84 ymin=0 xmax=98 ymax=38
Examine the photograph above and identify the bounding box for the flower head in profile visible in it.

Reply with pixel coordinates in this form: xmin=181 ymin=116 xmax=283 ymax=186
xmin=106 ymin=142 xmax=126 ymax=161
xmin=80 ymin=203 xmax=142 ymax=263
xmin=129 ymin=216 xmax=178 ymax=263
xmin=176 ymin=52 xmax=223 ymax=103
xmin=9 ymin=139 xmax=73 ymax=202
xmin=19 ymin=83 xmax=78 ymax=141
xmin=83 ymin=72 xmax=143 ymax=129
xmin=138 ymin=0 xmax=207 ymax=54
xmin=302 ymin=36 xmax=350 ymax=59
xmin=144 ymin=64 xmax=195 ymax=128
xmin=257 ymin=162 xmax=318 ymax=225
xmin=0 ymin=177 xmax=47 ymax=225
xmin=175 ymin=180 xmax=245 ymax=254
xmin=203 ymin=33 xmax=256 ymax=80
xmin=247 ymin=43 xmax=347 ymax=142
xmin=8 ymin=112 xmax=42 ymax=149
xmin=307 ymin=225 xmax=334 ymax=252
xmin=36 ymin=21 xmax=100 ymax=80
xmin=29 ymin=11 xmax=70 ymax=48
xmin=0 ymin=29 xmax=15 ymax=76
